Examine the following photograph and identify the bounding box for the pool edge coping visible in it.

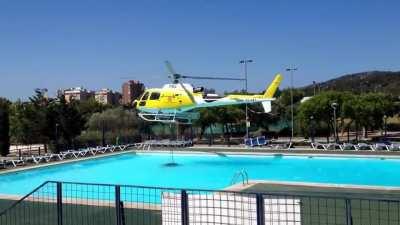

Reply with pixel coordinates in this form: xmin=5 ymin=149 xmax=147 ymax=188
xmin=0 ymin=150 xmax=135 ymax=175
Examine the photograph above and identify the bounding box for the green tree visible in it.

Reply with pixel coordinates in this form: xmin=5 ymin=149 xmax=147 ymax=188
xmin=0 ymin=98 xmax=10 ymax=156
xmin=216 ymin=106 xmax=245 ymax=144
xmin=9 ymin=92 xmax=90 ymax=152
xmin=46 ymin=97 xmax=86 ymax=151
xmin=297 ymin=91 xmax=350 ymax=142
xmin=343 ymin=93 xmax=397 ymax=139
xmin=194 ymin=108 xmax=219 ymax=142
xmin=80 ymin=107 xmax=142 ymax=146
xmin=272 ymin=89 xmax=305 ymax=135
xmin=72 ymin=98 xmax=109 ymax=120
xmin=9 ymin=101 xmax=43 ymax=145
xmin=248 ymin=103 xmax=280 ymax=136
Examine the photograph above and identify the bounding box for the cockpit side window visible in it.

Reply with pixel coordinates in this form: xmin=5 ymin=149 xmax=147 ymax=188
xmin=137 ymin=92 xmax=145 ymax=100
xmin=150 ymin=92 xmax=161 ymax=100
xmin=141 ymin=92 xmax=150 ymax=101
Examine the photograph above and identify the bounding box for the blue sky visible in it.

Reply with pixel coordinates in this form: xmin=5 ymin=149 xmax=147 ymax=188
xmin=1 ymin=0 xmax=399 ymax=100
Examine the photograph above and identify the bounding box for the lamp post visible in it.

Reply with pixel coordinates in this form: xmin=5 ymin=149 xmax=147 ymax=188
xmin=286 ymin=67 xmax=297 ymax=142
xmin=312 ymin=81 xmax=317 ymax=96
xmin=331 ymin=102 xmax=338 ymax=143
xmin=240 ymin=59 xmax=253 ymax=139
xmin=101 ymin=119 xmax=106 ymax=147
xmin=55 ymin=123 xmax=59 ymax=152
xmin=383 ymin=115 xmax=388 ymax=137
xmin=309 ymin=115 xmax=315 ymax=143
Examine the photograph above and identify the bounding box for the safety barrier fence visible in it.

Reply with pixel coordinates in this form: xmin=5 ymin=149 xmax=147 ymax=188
xmin=1 ymin=181 xmax=400 ymax=225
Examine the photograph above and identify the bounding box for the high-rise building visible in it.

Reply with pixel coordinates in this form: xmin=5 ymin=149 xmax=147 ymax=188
xmin=95 ymin=89 xmax=121 ymax=105
xmin=122 ymin=80 xmax=145 ymax=105
xmin=62 ymin=87 xmax=94 ymax=103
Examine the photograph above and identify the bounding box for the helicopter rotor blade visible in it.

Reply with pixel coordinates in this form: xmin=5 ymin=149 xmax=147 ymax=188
xmin=164 ymin=60 xmax=178 ymax=75
xmin=181 ymin=75 xmax=245 ymax=81
xmin=178 ymin=81 xmax=196 ymax=104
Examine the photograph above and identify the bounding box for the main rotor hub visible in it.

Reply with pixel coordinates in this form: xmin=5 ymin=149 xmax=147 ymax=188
xmin=172 ymin=74 xmax=182 ymax=83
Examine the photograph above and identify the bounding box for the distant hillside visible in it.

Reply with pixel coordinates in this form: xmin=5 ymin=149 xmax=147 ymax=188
xmin=301 ymin=71 xmax=400 ymax=96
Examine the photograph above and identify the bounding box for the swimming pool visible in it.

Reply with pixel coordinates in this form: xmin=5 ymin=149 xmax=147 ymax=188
xmin=1 ymin=152 xmax=400 ymax=196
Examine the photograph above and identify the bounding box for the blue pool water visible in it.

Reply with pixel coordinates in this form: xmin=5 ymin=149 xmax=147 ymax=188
xmin=1 ymin=153 xmax=400 ymax=196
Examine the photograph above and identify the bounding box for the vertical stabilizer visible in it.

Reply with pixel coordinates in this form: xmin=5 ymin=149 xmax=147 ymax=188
xmin=264 ymin=74 xmax=283 ymax=98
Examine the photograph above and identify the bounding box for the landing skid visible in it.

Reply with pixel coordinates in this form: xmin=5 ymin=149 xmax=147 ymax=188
xmin=138 ymin=112 xmax=199 ymax=124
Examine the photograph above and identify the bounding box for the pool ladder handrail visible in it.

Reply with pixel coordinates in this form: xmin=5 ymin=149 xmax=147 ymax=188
xmin=230 ymin=169 xmax=249 ymax=186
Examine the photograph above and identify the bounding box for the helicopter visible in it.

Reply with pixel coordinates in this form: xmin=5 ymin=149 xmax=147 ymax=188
xmin=133 ymin=61 xmax=283 ymax=124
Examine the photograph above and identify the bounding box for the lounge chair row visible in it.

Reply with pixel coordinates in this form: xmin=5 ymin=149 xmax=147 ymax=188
xmin=311 ymin=142 xmax=400 ymax=151
xmin=244 ymin=136 xmax=293 ymax=149
xmin=137 ymin=140 xmax=193 ymax=150
xmin=244 ymin=136 xmax=269 ymax=147
xmin=0 ymin=144 xmax=133 ymax=169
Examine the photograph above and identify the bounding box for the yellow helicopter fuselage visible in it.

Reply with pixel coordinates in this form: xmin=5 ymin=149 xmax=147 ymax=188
xmin=135 ymin=74 xmax=283 ymax=114
xmin=136 ymin=85 xmax=198 ymax=113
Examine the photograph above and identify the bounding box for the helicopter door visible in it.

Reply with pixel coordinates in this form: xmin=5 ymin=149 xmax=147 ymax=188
xmin=139 ymin=91 xmax=150 ymax=106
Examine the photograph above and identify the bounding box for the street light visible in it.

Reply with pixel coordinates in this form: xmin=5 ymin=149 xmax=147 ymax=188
xmin=309 ymin=115 xmax=316 ymax=143
xmin=312 ymin=81 xmax=317 ymax=96
xmin=286 ymin=67 xmax=297 ymax=142
xmin=101 ymin=119 xmax=106 ymax=147
xmin=383 ymin=115 xmax=388 ymax=137
xmin=55 ymin=123 xmax=59 ymax=152
xmin=331 ymin=102 xmax=338 ymax=143
xmin=240 ymin=59 xmax=253 ymax=139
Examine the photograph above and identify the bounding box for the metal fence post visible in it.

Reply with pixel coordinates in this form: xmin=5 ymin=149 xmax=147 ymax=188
xmin=56 ymin=182 xmax=63 ymax=225
xmin=120 ymin=201 xmax=126 ymax=225
xmin=345 ymin=199 xmax=353 ymax=225
xmin=256 ymin=194 xmax=265 ymax=225
xmin=181 ymin=190 xmax=189 ymax=225
xmin=115 ymin=185 xmax=121 ymax=225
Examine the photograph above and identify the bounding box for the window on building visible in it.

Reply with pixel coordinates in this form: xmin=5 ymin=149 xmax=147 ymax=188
xmin=149 ymin=92 xmax=160 ymax=100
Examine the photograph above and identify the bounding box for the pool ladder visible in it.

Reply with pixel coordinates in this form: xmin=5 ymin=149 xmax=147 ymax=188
xmin=230 ymin=169 xmax=249 ymax=186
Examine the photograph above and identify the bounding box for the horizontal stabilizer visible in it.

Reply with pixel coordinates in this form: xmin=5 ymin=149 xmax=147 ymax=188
xmin=261 ymin=101 xmax=271 ymax=113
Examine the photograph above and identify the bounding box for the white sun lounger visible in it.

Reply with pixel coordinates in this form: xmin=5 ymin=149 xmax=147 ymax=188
xmin=117 ymin=144 xmax=129 ymax=151
xmin=355 ymin=143 xmax=373 ymax=151
xmin=389 ymin=143 xmax=400 ymax=151
xmin=340 ymin=143 xmax=356 ymax=151
xmin=311 ymin=142 xmax=326 ymax=150
xmin=60 ymin=150 xmax=80 ymax=159
xmin=372 ymin=143 xmax=389 ymax=151
xmin=12 ymin=159 xmax=25 ymax=167
xmin=3 ymin=158 xmax=25 ymax=167
xmin=77 ymin=148 xmax=94 ymax=157
xmin=30 ymin=153 xmax=63 ymax=164
xmin=324 ymin=143 xmax=342 ymax=150
xmin=95 ymin=146 xmax=108 ymax=154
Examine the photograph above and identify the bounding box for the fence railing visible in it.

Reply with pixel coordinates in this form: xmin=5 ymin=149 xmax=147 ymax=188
xmin=1 ymin=181 xmax=400 ymax=225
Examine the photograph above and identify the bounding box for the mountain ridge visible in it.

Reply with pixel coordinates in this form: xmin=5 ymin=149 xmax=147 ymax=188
xmin=301 ymin=71 xmax=400 ymax=95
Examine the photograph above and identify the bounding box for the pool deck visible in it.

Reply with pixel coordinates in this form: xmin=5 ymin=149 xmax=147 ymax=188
xmin=0 ymin=150 xmax=133 ymax=175
xmin=224 ymin=180 xmax=400 ymax=200
xmin=188 ymin=144 xmax=400 ymax=157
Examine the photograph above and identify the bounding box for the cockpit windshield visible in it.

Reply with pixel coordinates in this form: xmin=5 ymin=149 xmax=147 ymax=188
xmin=141 ymin=92 xmax=149 ymax=101
xmin=150 ymin=92 xmax=160 ymax=100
